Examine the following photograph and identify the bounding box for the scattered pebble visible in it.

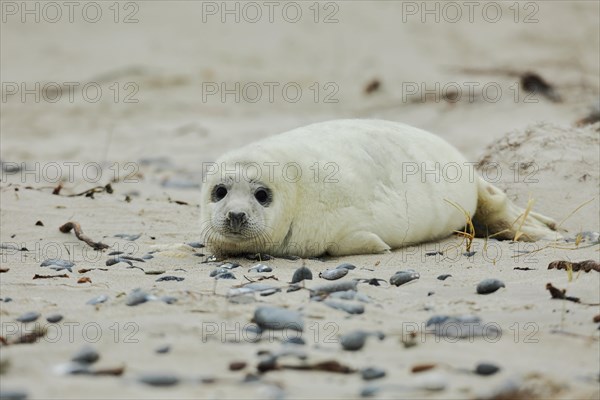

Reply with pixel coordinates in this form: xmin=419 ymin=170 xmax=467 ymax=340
xmin=0 ymin=390 xmax=29 ymax=400
xmin=361 ymin=367 xmax=386 ymax=380
xmin=71 ymin=346 xmax=100 ymax=364
xmin=126 ymin=290 xmax=149 ymax=306
xmin=138 ymin=373 xmax=180 ymax=387
xmin=35 ymin=220 xmax=44 ymax=226
xmin=114 ymin=233 xmax=141 ymax=241
xmin=414 ymin=371 xmax=448 ymax=391
xmin=312 ymin=280 xmax=358 ymax=295
xmin=319 ymin=268 xmax=348 ymax=280
xmin=323 ymin=300 xmax=364 ymax=314
xmin=336 ymin=263 xmax=356 ymax=270
xmin=142 ymin=254 xmax=154 ymax=260
xmin=437 ymin=274 xmax=452 ymax=280
xmin=155 ymin=276 xmax=185 ymax=282
xmin=155 ymin=345 xmax=171 ymax=354
xmin=229 ymin=361 xmax=247 ymax=371
xmin=215 ymin=272 xmax=236 ymax=280
xmin=282 ymin=336 xmax=305 ymax=346
xmin=329 ymin=290 xmax=370 ymax=303
xmin=40 ymin=259 xmax=73 ymax=272
xmin=160 ymin=296 xmax=178 ymax=304
xmin=360 ymin=385 xmax=380 ymax=397
xmin=476 ymin=279 xmax=506 ymax=294
xmin=46 ymin=314 xmax=63 ymax=323
xmin=106 ymin=258 xmax=133 ymax=267
xmin=291 ymin=266 xmax=313 ymax=283
xmin=248 ymin=264 xmax=273 ymax=273
xmin=390 ymin=270 xmax=419 ymax=286
xmin=16 ymin=311 xmax=40 ymax=323
xmin=340 ymin=331 xmax=384 ymax=351
xmin=253 ymin=306 xmax=304 ymax=332
xmin=186 ymin=241 xmax=205 ymax=248
xmin=108 ymin=251 xmax=123 ymax=256
xmin=475 ymin=362 xmax=501 ymax=376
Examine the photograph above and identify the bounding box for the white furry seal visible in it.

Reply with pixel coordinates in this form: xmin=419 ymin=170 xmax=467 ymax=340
xmin=200 ymin=119 xmax=558 ymax=257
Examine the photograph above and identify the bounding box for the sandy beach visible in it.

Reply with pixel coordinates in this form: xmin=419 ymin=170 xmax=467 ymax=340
xmin=1 ymin=1 xmax=599 ymax=399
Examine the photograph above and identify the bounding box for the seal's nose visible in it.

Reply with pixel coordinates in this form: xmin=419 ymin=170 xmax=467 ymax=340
xmin=227 ymin=211 xmax=247 ymax=232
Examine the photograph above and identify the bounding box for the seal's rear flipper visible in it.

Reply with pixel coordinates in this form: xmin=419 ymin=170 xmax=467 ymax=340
xmin=472 ymin=178 xmax=562 ymax=241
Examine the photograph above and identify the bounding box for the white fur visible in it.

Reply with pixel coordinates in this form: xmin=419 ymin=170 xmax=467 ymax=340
xmin=199 ymin=119 xmax=557 ymax=257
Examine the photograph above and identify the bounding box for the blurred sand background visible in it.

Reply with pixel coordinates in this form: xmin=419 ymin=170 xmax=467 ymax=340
xmin=1 ymin=1 xmax=599 ymax=399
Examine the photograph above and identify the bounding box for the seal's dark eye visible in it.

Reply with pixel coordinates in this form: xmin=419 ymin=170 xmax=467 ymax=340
xmin=254 ymin=188 xmax=271 ymax=206
xmin=211 ymin=185 xmax=228 ymax=202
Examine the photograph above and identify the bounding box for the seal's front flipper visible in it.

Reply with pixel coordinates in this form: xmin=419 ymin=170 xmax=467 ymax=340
xmin=472 ymin=178 xmax=561 ymax=241
xmin=327 ymin=231 xmax=391 ymax=256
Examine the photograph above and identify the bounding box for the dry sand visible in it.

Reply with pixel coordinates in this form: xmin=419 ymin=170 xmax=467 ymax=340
xmin=1 ymin=1 xmax=599 ymax=399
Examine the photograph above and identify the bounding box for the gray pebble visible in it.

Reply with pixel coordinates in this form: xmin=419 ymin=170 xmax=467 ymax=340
xmin=160 ymin=296 xmax=178 ymax=304
xmin=319 ymin=268 xmax=348 ymax=280
xmin=155 ymin=276 xmax=184 ymax=282
xmin=291 ymin=266 xmax=313 ymax=283
xmin=71 ymin=346 xmax=99 ymax=364
xmin=219 ymin=262 xmax=240 ymax=270
xmin=126 ymin=290 xmax=149 ymax=306
xmin=360 ymin=385 xmax=380 ymax=397
xmin=46 ymin=314 xmax=63 ymax=323
xmin=253 ymin=306 xmax=304 ymax=332
xmin=286 ymin=284 xmax=302 ymax=293
xmin=114 ymin=233 xmax=141 ymax=241
xmin=108 ymin=251 xmax=123 ymax=256
xmin=282 ymin=336 xmax=305 ymax=346
xmin=0 ymin=390 xmax=28 ymax=400
xmin=16 ymin=311 xmax=40 ymax=323
xmin=138 ymin=373 xmax=179 ymax=387
xmin=340 ymin=331 xmax=369 ymax=351
xmin=86 ymin=294 xmax=108 ymax=305
xmin=40 ymin=259 xmax=74 ymax=269
xmin=477 ymin=279 xmax=506 ymax=295
xmin=0 ymin=297 xmax=13 ymax=303
xmin=390 ymin=269 xmax=420 ymax=286
xmin=336 ymin=263 xmax=356 ymax=270
xmin=155 ymin=345 xmax=171 ymax=354
xmin=248 ymin=264 xmax=272 ymax=273
xmin=361 ymin=367 xmax=386 ymax=380
xmin=210 ymin=267 xmax=229 ymax=277
xmin=186 ymin=241 xmax=205 ymax=248
xmin=312 ymin=280 xmax=358 ymax=294
xmin=215 ymin=272 xmax=236 ymax=280
xmin=437 ymin=274 xmax=452 ymax=280
xmin=475 ymin=362 xmax=501 ymax=376
xmin=142 ymin=254 xmax=154 ymax=260
xmin=106 ymin=257 xmax=133 ymax=267
xmin=324 ymin=300 xmax=364 ymax=314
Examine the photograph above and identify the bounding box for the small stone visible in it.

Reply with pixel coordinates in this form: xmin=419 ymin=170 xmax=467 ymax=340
xmin=46 ymin=314 xmax=63 ymax=323
xmin=476 ymin=279 xmax=506 ymax=295
xmin=155 ymin=345 xmax=171 ymax=354
xmin=114 ymin=233 xmax=141 ymax=241
xmin=291 ymin=266 xmax=313 ymax=283
xmin=248 ymin=264 xmax=272 ymax=273
xmin=253 ymin=306 xmax=304 ymax=332
xmin=35 ymin=220 xmax=44 ymax=226
xmin=215 ymin=272 xmax=236 ymax=280
xmin=361 ymin=367 xmax=386 ymax=380
xmin=0 ymin=390 xmax=28 ymax=400
xmin=71 ymin=346 xmax=99 ymax=364
xmin=475 ymin=362 xmax=501 ymax=376
xmin=437 ymin=274 xmax=452 ymax=280
xmin=15 ymin=311 xmax=40 ymax=323
xmin=186 ymin=242 xmax=205 ymax=248
xmin=319 ymin=268 xmax=348 ymax=280
xmin=336 ymin=263 xmax=356 ymax=270
xmin=155 ymin=276 xmax=184 ymax=282
xmin=86 ymin=295 xmax=108 ymax=305
xmin=138 ymin=373 xmax=179 ymax=387
xmin=126 ymin=290 xmax=149 ymax=306
xmin=160 ymin=296 xmax=178 ymax=304
xmin=390 ymin=270 xmax=420 ymax=286
xmin=229 ymin=361 xmax=247 ymax=371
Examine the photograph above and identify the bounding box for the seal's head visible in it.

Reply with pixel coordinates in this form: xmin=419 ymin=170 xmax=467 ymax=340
xmin=200 ymin=160 xmax=296 ymax=255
